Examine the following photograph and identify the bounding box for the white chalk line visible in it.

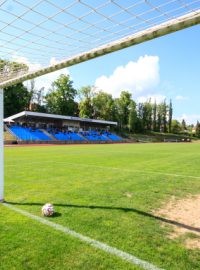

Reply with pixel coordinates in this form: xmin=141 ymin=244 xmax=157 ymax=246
xmin=3 ymin=202 xmax=164 ymax=270
xmin=5 ymin=160 xmax=200 ymax=180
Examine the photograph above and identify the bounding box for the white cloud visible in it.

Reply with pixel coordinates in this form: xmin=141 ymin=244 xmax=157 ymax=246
xmin=137 ymin=94 xmax=166 ymax=104
xmin=11 ymin=55 xmax=70 ymax=92
xmin=30 ymin=68 xmax=70 ymax=92
xmin=50 ymin=57 xmax=59 ymax=66
xmin=175 ymin=95 xmax=188 ymax=101
xmin=12 ymin=55 xmax=60 ymax=70
xmin=95 ymin=55 xmax=160 ymax=98
xmin=11 ymin=55 xmax=42 ymax=71
xmin=177 ymin=114 xmax=200 ymax=125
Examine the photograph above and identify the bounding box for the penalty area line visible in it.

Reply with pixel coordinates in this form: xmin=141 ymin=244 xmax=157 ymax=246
xmin=3 ymin=203 xmax=164 ymax=270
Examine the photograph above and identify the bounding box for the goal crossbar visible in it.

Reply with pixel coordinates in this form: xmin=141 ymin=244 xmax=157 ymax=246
xmin=1 ymin=9 xmax=200 ymax=89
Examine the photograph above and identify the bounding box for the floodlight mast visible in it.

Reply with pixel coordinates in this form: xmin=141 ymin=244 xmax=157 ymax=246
xmin=0 ymin=88 xmax=4 ymax=202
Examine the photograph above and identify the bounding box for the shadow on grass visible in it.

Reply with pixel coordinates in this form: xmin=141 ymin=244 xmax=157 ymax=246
xmin=5 ymin=200 xmax=200 ymax=233
xmin=49 ymin=212 xmax=62 ymax=218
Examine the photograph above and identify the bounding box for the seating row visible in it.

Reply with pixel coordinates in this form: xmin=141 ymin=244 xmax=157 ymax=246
xmin=9 ymin=126 xmax=122 ymax=142
xmin=10 ymin=126 xmax=52 ymax=141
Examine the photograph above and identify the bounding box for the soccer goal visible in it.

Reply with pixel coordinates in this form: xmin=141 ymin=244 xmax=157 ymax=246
xmin=0 ymin=0 xmax=200 ymax=201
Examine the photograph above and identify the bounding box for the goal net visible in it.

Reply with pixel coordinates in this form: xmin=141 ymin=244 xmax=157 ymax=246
xmin=0 ymin=0 xmax=200 ymax=88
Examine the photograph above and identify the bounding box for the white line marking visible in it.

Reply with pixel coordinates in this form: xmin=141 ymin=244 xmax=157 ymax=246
xmin=4 ymin=203 xmax=164 ymax=270
xmin=5 ymin=160 xmax=200 ymax=180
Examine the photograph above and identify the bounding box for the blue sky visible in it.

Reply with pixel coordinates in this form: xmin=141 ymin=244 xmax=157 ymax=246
xmin=34 ymin=24 xmax=200 ymax=124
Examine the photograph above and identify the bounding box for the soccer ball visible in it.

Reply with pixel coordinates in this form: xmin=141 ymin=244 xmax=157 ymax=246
xmin=42 ymin=203 xmax=54 ymax=217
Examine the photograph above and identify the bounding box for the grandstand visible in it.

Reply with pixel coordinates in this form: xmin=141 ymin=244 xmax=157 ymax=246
xmin=4 ymin=111 xmax=122 ymax=144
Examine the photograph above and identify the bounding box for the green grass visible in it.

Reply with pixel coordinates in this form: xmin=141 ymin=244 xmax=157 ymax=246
xmin=1 ymin=143 xmax=200 ymax=270
xmin=126 ymin=131 xmax=198 ymax=142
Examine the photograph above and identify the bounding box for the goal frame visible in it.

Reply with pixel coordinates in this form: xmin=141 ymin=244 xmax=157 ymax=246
xmin=0 ymin=9 xmax=200 ymax=201
xmin=0 ymin=88 xmax=4 ymax=201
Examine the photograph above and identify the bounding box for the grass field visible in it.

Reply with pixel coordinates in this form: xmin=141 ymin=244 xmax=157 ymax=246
xmin=1 ymin=143 xmax=200 ymax=270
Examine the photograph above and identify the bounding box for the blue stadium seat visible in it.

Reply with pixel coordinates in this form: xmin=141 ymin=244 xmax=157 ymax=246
xmin=9 ymin=126 xmax=122 ymax=142
xmin=9 ymin=126 xmax=52 ymax=141
xmin=47 ymin=129 xmax=84 ymax=141
xmin=102 ymin=131 xmax=122 ymax=141
xmin=80 ymin=131 xmax=107 ymax=141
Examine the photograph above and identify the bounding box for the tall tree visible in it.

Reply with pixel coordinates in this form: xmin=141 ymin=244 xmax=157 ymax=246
xmin=156 ymin=101 xmax=168 ymax=132
xmin=25 ymin=80 xmax=46 ymax=112
xmin=162 ymin=99 xmax=168 ymax=133
xmin=171 ymin=119 xmax=181 ymax=134
xmin=115 ymin=91 xmax=132 ymax=129
xmin=78 ymin=86 xmax=94 ymax=118
xmin=27 ymin=80 xmax=36 ymax=109
xmin=143 ymin=99 xmax=153 ymax=131
xmin=136 ymin=103 xmax=144 ymax=132
xmin=157 ymin=104 xmax=162 ymax=132
xmin=181 ymin=119 xmax=187 ymax=132
xmin=152 ymin=101 xmax=157 ymax=131
xmin=128 ymin=100 xmax=137 ymax=132
xmin=93 ymin=91 xmax=114 ymax=120
xmin=1 ymin=58 xmax=30 ymax=117
xmin=4 ymin=83 xmax=31 ymax=117
xmin=195 ymin=121 xmax=200 ymax=137
xmin=46 ymin=74 xmax=77 ymax=116
xmin=168 ymin=99 xmax=173 ymax=133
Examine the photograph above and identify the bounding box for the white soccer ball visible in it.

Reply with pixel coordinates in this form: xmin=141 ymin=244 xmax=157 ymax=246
xmin=42 ymin=203 xmax=54 ymax=217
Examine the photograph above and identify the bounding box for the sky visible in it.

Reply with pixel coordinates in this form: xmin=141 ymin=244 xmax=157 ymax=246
xmin=30 ymin=24 xmax=200 ymax=125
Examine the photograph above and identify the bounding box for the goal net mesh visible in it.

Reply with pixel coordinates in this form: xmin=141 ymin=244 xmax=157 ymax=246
xmin=0 ymin=0 xmax=200 ymax=87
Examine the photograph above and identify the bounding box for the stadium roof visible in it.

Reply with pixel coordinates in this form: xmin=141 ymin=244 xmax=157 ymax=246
xmin=4 ymin=111 xmax=117 ymax=126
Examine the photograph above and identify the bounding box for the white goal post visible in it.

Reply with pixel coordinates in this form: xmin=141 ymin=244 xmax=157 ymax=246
xmin=0 ymin=88 xmax=4 ymax=201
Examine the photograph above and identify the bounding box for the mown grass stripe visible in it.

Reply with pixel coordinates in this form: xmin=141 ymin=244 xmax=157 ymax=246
xmin=5 ymin=160 xmax=200 ymax=180
xmin=4 ymin=202 xmax=164 ymax=270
